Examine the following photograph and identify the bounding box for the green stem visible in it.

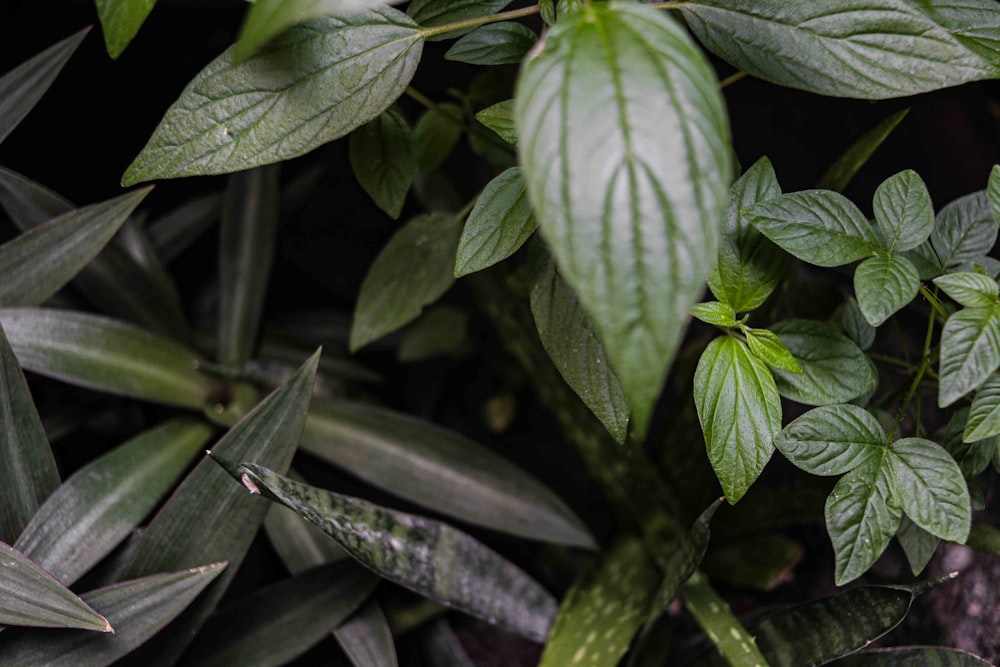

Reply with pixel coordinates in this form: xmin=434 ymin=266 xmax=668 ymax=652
xmin=886 ymin=309 xmax=938 ymax=442
xmin=868 ymin=353 xmax=916 ymax=371
xmin=646 ymin=1 xmax=689 ymax=9
xmin=417 ymin=5 xmax=542 ymax=40
xmin=404 ymin=87 xmax=515 ymax=156
xmin=919 ymin=284 xmax=949 ymax=322
xmin=719 ymin=70 xmax=748 ymax=88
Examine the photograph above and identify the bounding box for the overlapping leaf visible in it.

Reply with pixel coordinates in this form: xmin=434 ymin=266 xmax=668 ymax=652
xmin=407 ymin=0 xmax=513 ymax=41
xmin=776 ymin=404 xmax=885 ymax=476
xmin=475 ymin=99 xmax=516 ymax=145
xmin=455 ymin=167 xmax=536 ymax=276
xmin=744 ymin=326 xmax=801 ymax=373
xmin=933 ymin=272 xmax=999 ymax=309
xmin=853 ymin=254 xmax=920 ymax=327
xmin=964 ymin=373 xmax=1000 ymax=441
xmin=871 ymin=170 xmax=934 ymax=252
xmin=931 ymin=190 xmax=997 ymax=268
xmin=445 ymin=23 xmax=536 ymax=65
xmin=839 ymin=297 xmax=875 ymax=351
xmin=412 ymin=104 xmax=463 ymax=173
xmin=349 ymin=110 xmax=416 ymax=219
xmin=989 ymin=164 xmax=1000 ymax=223
xmin=95 ymin=0 xmax=156 ymax=59
xmin=897 ymin=515 xmax=939 ymax=576
xmin=888 ymin=438 xmax=970 ymax=543
xmin=938 ymin=305 xmax=1000 ymax=407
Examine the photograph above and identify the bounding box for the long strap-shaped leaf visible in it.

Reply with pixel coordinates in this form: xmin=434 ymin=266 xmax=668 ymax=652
xmin=214 ymin=458 xmax=558 ymax=642
xmin=832 ymin=646 xmax=992 ymax=665
xmin=334 ymin=598 xmax=399 ymax=667
xmin=0 ymin=562 xmax=227 ymax=667
xmin=683 ymin=570 xmax=770 ymax=667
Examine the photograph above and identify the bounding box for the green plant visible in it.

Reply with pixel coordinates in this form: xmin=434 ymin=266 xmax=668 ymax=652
xmin=1 ymin=1 xmax=1000 ymax=665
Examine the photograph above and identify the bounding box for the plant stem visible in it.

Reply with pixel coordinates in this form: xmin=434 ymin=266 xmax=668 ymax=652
xmin=646 ymin=1 xmax=689 ymax=9
xmin=919 ymin=283 xmax=949 ymax=322
xmin=404 ymin=87 xmax=515 ymax=156
xmin=868 ymin=353 xmax=916 ymax=371
xmin=886 ymin=307 xmax=938 ymax=442
xmin=719 ymin=70 xmax=748 ymax=88
xmin=417 ymin=5 xmax=541 ymax=40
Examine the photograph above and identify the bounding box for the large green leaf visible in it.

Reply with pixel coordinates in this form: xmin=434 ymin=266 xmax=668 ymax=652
xmin=871 ymin=170 xmax=934 ymax=253
xmin=538 ymin=537 xmax=659 ymax=667
xmin=694 ymin=336 xmax=780 ymax=504
xmin=407 ymin=0 xmax=513 ymax=41
xmin=301 ymin=398 xmax=595 ymax=547
xmin=220 ymin=461 xmax=558 ymax=642
xmin=454 ymin=167 xmax=536 ymax=277
xmin=122 ymin=10 xmax=424 ymax=184
xmin=95 ymin=0 xmax=156 ymax=59
xmin=515 ymin=1 xmax=731 ymax=436
xmin=964 ymin=373 xmax=1000 ymax=441
xmin=934 ymin=271 xmax=999 ymax=309
xmin=349 ymin=109 xmax=416 ymax=219
xmin=0 ymin=29 xmax=87 ymax=145
xmin=530 ymin=257 xmax=629 ymax=443
xmin=679 ymin=1 xmax=1000 ymax=99
xmin=853 ymin=254 xmax=920 ymax=327
xmin=444 ymin=22 xmax=537 ymax=66
xmin=938 ymin=305 xmax=1000 ymax=407
xmin=14 ymin=419 xmax=213 ymax=586
xmin=0 ymin=562 xmax=227 ymax=667
xmin=769 ymin=319 xmax=878 ymax=406
xmin=776 ymin=404 xmax=885 ymax=476
xmin=184 ymin=561 xmax=377 ymax=667
xmin=0 ymin=542 xmax=110 ymax=632
xmin=0 ymin=308 xmax=222 ymax=408
xmin=817 ymin=109 xmax=909 ymax=192
xmin=834 ymin=646 xmax=992 ymax=666
xmin=707 ymin=156 xmax=786 ymax=313
xmin=0 ymin=188 xmax=151 ymax=308
xmin=825 ymin=456 xmax=901 ymax=585
xmin=350 ymin=213 xmax=462 ymax=351
xmin=748 ymin=190 xmax=878 ymax=267
xmin=887 ymin=437 xmax=970 ymax=543
xmin=0 ymin=323 xmax=58 ymax=544
xmin=931 ymin=190 xmax=997 ymax=268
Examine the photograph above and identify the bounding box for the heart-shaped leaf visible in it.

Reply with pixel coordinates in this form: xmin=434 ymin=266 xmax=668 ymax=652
xmin=938 ymin=305 xmax=1000 ymax=407
xmin=776 ymin=404 xmax=885 ymax=477
xmin=349 ymin=110 xmax=416 ymax=219
xmin=455 ymin=167 xmax=536 ymax=277
xmin=887 ymin=437 xmax=970 ymax=543
xmin=871 ymin=169 xmax=934 ymax=253
xmin=854 ymin=254 xmax=920 ymax=327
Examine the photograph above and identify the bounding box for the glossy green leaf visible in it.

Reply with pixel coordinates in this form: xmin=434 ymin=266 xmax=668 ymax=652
xmin=185 ymin=561 xmax=377 ymax=667
xmin=748 ymin=190 xmax=878 ymax=267
xmin=853 ymin=254 xmax=920 ymax=327
xmin=412 ymin=103 xmax=463 ymax=173
xmin=708 ymin=156 xmax=786 ymax=313
xmin=95 ymin=0 xmax=156 ymax=59
xmin=839 ymin=297 xmax=876 ymax=351
xmin=0 ymin=562 xmax=227 ymax=667
xmin=834 ymin=646 xmax=993 ymax=666
xmin=445 ymin=22 xmax=536 ymax=66
xmin=690 ymin=301 xmax=736 ymax=327
xmin=407 ymin=0 xmax=513 ymax=41
xmin=817 ymin=109 xmax=909 ymax=193
xmin=350 ymin=213 xmax=462 ymax=351
xmin=122 ymin=10 xmax=424 ymax=184
xmin=701 ymin=533 xmax=802 ymax=591
xmin=0 ymin=308 xmax=222 ymax=408
xmin=887 ymin=437 xmax=970 ymax=543
xmin=964 ymin=373 xmax=1000 ymax=441
xmin=933 ymin=272 xmax=999 ymax=308
xmin=334 ymin=598 xmax=399 ymax=667
xmin=113 ymin=352 xmax=319 ymax=667
xmin=14 ymin=419 xmax=213 ymax=587
xmin=682 ymin=570 xmax=768 ymax=667
xmin=530 ymin=257 xmax=629 ymax=443
xmin=871 ymin=169 xmax=934 ymax=252
xmin=776 ymin=404 xmax=885 ymax=476
xmin=694 ymin=336 xmax=780 ymax=504
xmin=0 ymin=542 xmax=110 ymax=632
xmin=938 ymin=305 xmax=1000 ymax=407
xmin=455 ymin=167 xmax=536 ymax=277
xmin=225 ymin=461 xmax=558 ymax=642
xmin=146 ymin=191 xmax=222 ymax=264
xmin=538 ymin=537 xmax=659 ymax=667
xmin=516 ymin=1 xmax=731 ymax=436
xmin=475 ymin=99 xmax=516 ymax=145
xmin=769 ymin=319 xmax=878 ymax=406
xmin=931 ymin=190 xmax=997 ymax=268
xmin=349 ymin=109 xmax=416 ymax=219
xmin=743 ymin=326 xmax=801 ymax=373
xmin=825 ymin=456 xmax=900 ymax=585
xmin=0 ymin=29 xmax=87 ymax=145
xmin=0 ymin=323 xmax=58 ymax=544
xmin=679 ymin=1 xmax=1000 ymax=99
xmin=219 ymin=165 xmax=280 ymax=369
xmin=301 ymin=397 xmax=595 ymax=547
xmin=989 ymin=164 xmax=1000 ymax=224
xmin=897 ymin=515 xmax=939 ymax=576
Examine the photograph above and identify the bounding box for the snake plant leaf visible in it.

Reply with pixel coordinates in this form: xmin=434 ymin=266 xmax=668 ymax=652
xmin=349 ymin=110 xmax=416 ymax=219
xmin=113 ymin=351 xmax=319 ymax=667
xmin=0 ymin=28 xmax=87 ymax=145
xmin=817 ymin=109 xmax=910 ymax=193
xmin=708 ymin=156 xmax=786 ymax=313
xmin=887 ymin=437 xmax=970 ymax=543
xmin=222 ymin=461 xmax=558 ymax=642
xmin=679 ymin=1 xmax=1000 ymax=99
xmin=694 ymin=336 xmax=780 ymax=504
xmin=938 ymin=305 xmax=1000 ymax=407
xmin=834 ymin=646 xmax=993 ymax=666
xmin=896 ymin=515 xmax=939 ymax=576
xmin=0 ymin=188 xmax=151 ymax=308
xmin=350 ymin=213 xmax=463 ymax=351
xmin=14 ymin=419 xmax=214 ymax=586
xmin=743 ymin=327 xmax=801 ymax=373
xmin=455 ymin=167 xmax=536 ymax=277
xmin=219 ymin=165 xmax=280 ymax=370
xmin=445 ymin=22 xmax=537 ymax=66
xmin=335 ymin=598 xmax=399 ymax=667
xmin=538 ymin=537 xmax=660 ymax=667
xmin=964 ymin=373 xmax=1000 ymax=441
xmin=184 ymin=561 xmax=378 ymax=667
xmin=530 ymin=257 xmax=629 ymax=443
xmin=412 ymin=103 xmax=463 ymax=173
xmin=0 ymin=562 xmax=227 ymax=667
xmin=122 ymin=9 xmax=424 ymax=184
xmin=853 ymin=254 xmax=920 ymax=327
xmin=826 ymin=457 xmax=901 ymax=585
xmin=0 ymin=308 xmax=222 ymax=408
xmin=931 ymin=190 xmax=997 ymax=268
xmin=516 ymin=1 xmax=731 ymax=437
xmin=776 ymin=404 xmax=885 ymax=477
xmin=933 ymin=272 xmax=999 ymax=309
xmin=871 ymin=170 xmax=934 ymax=253
xmin=748 ymin=190 xmax=879 ymax=267
xmin=682 ymin=570 xmax=769 ymax=667
xmin=301 ymin=398 xmax=595 ymax=547
xmin=0 ymin=323 xmax=58 ymax=544
xmin=475 ymin=99 xmax=516 ymax=145
xmin=0 ymin=542 xmax=110 ymax=632
xmin=146 ymin=191 xmax=223 ymax=264
xmin=94 ymin=0 xmax=156 ymax=59
xmin=407 ymin=0 xmax=513 ymax=41
xmin=989 ymin=164 xmax=1000 ymax=223
xmin=769 ymin=319 xmax=877 ymax=406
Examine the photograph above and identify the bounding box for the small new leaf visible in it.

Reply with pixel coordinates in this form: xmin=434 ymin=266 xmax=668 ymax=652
xmin=744 ymin=326 xmax=802 ymax=373
xmin=690 ymin=301 xmax=736 ymax=327
xmin=933 ymin=272 xmax=999 ymax=309
xmin=938 ymin=305 xmax=1000 ymax=407
xmin=776 ymin=404 xmax=885 ymax=476
xmin=475 ymin=99 xmax=516 ymax=145
xmin=888 ymin=438 xmax=970 ymax=543
xmin=854 ymin=254 xmax=920 ymax=327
